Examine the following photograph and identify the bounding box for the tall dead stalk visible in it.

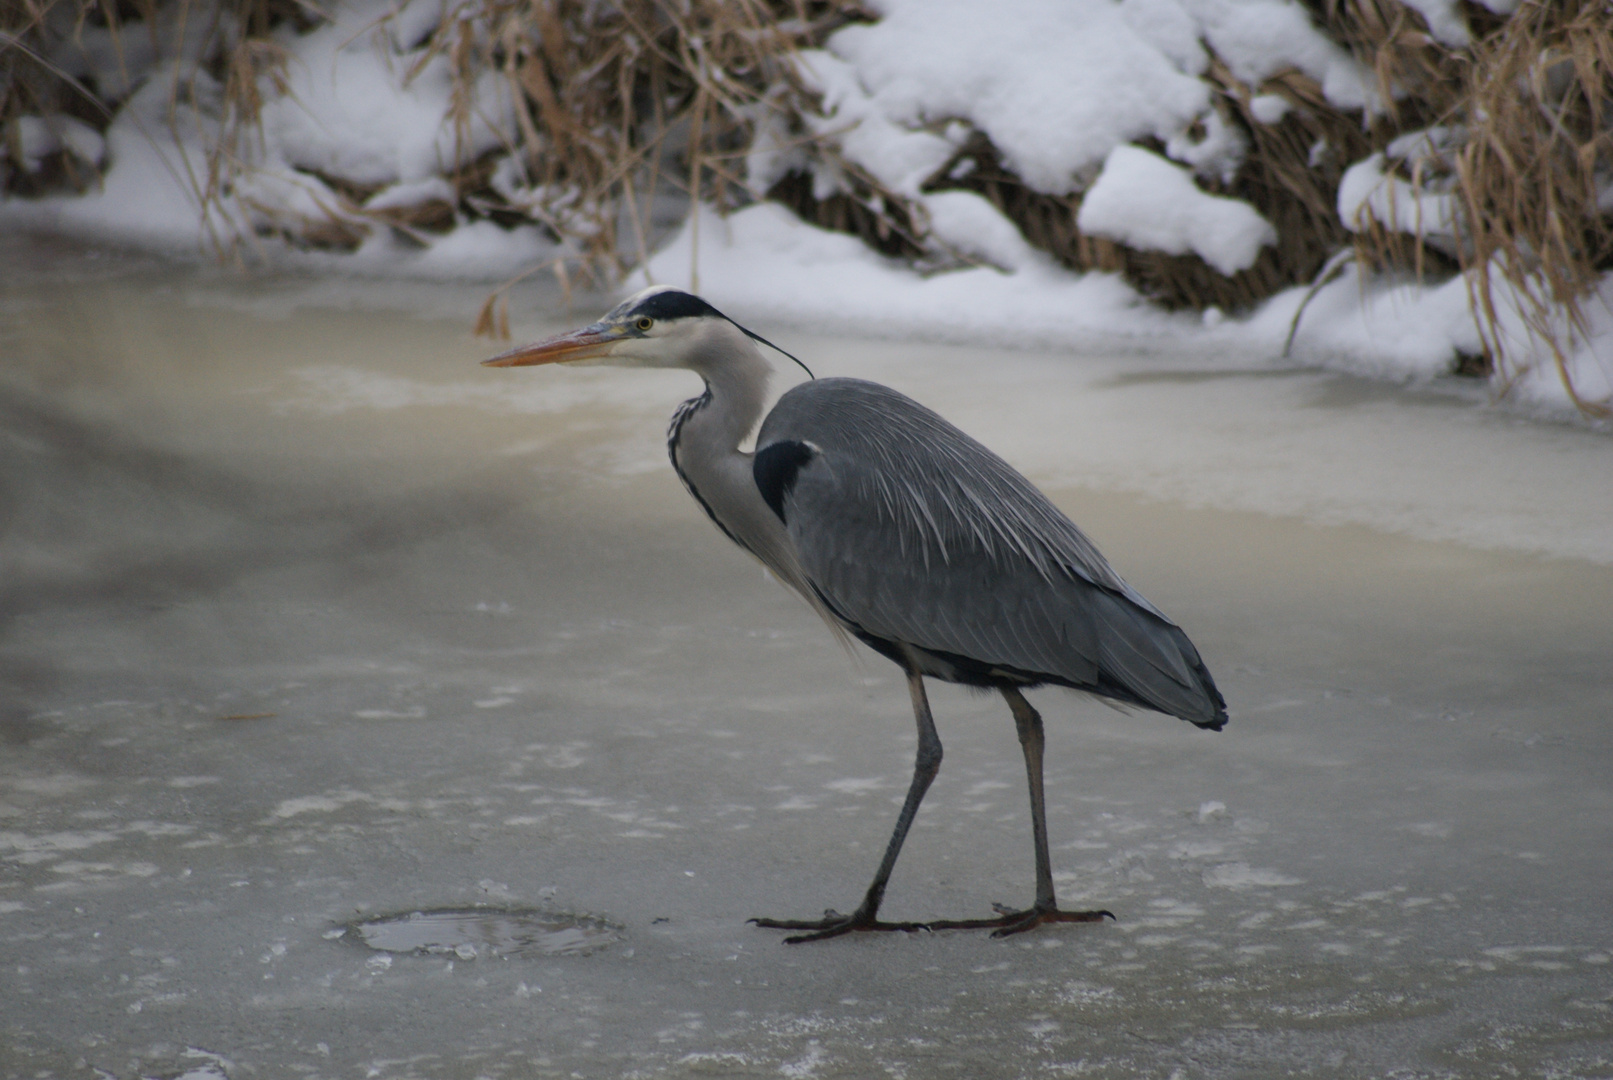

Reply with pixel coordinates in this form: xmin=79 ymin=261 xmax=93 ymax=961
xmin=1454 ymin=2 xmax=1613 ymax=412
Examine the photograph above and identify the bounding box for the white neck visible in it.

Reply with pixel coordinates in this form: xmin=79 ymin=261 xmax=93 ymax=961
xmin=683 ymin=319 xmax=773 ymax=449
xmin=667 ymin=322 xmax=797 ymax=571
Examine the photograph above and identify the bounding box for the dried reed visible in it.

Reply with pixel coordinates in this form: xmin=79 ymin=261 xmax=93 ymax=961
xmin=1 ymin=0 xmax=114 ymax=193
xmin=923 ymin=58 xmax=1375 ymax=311
xmin=1454 ymin=1 xmax=1613 ymax=412
xmin=442 ymin=0 xmax=861 ymax=304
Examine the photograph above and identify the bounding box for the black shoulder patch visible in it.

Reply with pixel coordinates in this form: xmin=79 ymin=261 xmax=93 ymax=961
xmin=753 ymin=440 xmax=816 ymax=524
xmin=629 ymin=289 xmax=726 ymax=323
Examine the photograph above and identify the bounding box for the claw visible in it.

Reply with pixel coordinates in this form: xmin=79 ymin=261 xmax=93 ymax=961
xmin=986 ymin=907 xmax=1116 ymax=938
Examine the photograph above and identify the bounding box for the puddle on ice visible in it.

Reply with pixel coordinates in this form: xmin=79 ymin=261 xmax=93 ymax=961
xmin=345 ymin=908 xmax=621 ymax=958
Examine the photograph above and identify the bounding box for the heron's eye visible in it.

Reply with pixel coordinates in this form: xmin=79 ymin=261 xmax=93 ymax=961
xmin=635 ymin=316 xmax=654 ymax=332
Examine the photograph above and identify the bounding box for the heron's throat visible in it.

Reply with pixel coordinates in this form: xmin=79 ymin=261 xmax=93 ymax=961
xmin=666 ymin=354 xmax=780 ymax=568
xmin=666 ymin=369 xmax=766 ymax=497
xmin=687 ymin=335 xmax=773 ymax=452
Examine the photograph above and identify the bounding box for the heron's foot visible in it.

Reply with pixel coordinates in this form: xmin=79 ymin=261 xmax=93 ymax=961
xmin=749 ymin=908 xmax=933 ymax=944
xmin=925 ymin=902 xmax=1116 ymax=939
xmin=751 ymin=903 xmax=1114 ymax=942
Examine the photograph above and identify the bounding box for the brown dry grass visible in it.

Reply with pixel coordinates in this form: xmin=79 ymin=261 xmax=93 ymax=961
xmin=400 ymin=0 xmax=873 ymax=332
xmin=1 ymin=0 xmax=113 ymax=191
xmin=1305 ymin=1 xmax=1470 ymax=288
xmin=2 ymin=0 xmax=865 ymax=271
xmin=446 ymin=0 xmax=869 ymax=332
xmin=1314 ymin=0 xmax=1612 ymax=407
xmin=1454 ymin=2 xmax=1613 ymax=412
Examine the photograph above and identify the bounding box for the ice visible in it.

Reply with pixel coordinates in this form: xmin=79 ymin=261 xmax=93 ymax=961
xmin=0 ymin=236 xmax=1610 ymax=1077
xmin=1202 ymin=863 xmax=1305 ymax=889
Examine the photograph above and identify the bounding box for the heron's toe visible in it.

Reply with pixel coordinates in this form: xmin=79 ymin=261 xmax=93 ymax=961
xmin=987 ymin=905 xmax=1116 ymax=938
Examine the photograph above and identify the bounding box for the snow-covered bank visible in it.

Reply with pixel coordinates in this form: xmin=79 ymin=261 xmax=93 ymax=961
xmin=0 ymin=0 xmax=563 ymax=279
xmin=10 ymin=174 xmax=1607 ymax=418
xmin=4 ymin=0 xmax=1609 ymax=418
xmin=635 ymin=202 xmax=1613 ymax=418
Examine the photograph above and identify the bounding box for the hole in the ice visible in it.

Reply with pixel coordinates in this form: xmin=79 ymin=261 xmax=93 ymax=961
xmin=343 ymin=907 xmax=621 ymax=958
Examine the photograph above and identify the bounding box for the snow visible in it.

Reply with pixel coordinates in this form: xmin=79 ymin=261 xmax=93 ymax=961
xmin=1247 ymin=263 xmax=1482 ymax=380
xmin=794 ymin=48 xmax=959 ymax=197
xmin=392 ymin=218 xmax=561 ymax=278
xmin=921 ymin=190 xmax=1042 ymax=271
xmin=1337 ymin=152 xmax=1458 ymax=245
xmin=1190 ymin=0 xmax=1378 ymax=113
xmin=637 ymin=201 xmax=1612 ymax=417
xmin=7 ymin=115 xmax=105 ymax=171
xmin=632 ymin=202 xmax=1175 ymax=343
xmin=1119 ymin=0 xmax=1210 ymax=76
xmin=1399 ymin=0 xmax=1473 ymax=47
xmin=258 ymin=2 xmax=514 ymax=189
xmin=2 ymin=0 xmax=526 ymax=274
xmin=822 ymin=0 xmax=1209 ymax=193
xmin=1077 ymin=145 xmax=1278 ymax=276
xmin=815 ymin=0 xmax=1375 ymax=195
xmin=1337 ymin=128 xmax=1467 ymax=257
xmin=1474 ymin=269 xmax=1613 ymax=408
xmin=364 ymin=176 xmax=457 ymax=212
xmin=1249 ymin=94 xmax=1292 ymax=124
xmin=14 ymin=65 xmax=232 ymax=252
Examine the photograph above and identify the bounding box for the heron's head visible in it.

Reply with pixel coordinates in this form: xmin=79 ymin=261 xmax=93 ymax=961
xmin=482 ymin=285 xmax=812 ymax=379
xmin=482 ymin=286 xmax=746 ymax=372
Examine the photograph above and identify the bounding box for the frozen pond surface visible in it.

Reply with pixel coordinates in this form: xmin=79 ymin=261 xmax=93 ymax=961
xmin=1 ymin=235 xmax=1611 ymax=1079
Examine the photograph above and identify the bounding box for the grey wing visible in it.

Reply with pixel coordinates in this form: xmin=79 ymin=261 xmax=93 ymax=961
xmin=755 ymin=379 xmax=1226 ymax=729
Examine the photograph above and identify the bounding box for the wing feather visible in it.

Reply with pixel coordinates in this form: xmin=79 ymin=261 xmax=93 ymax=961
xmin=756 ymin=378 xmax=1226 ymax=728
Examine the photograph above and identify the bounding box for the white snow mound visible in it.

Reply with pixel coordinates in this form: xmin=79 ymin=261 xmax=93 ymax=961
xmin=1078 ymin=146 xmax=1277 ymax=276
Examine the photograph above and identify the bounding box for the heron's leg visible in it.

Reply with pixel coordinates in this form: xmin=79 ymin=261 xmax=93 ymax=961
xmin=1004 ymin=686 xmax=1057 ymax=911
xmin=852 ymin=667 xmax=944 ymax=921
xmin=924 ymin=687 xmax=1114 ymax=937
xmin=751 ymin=667 xmax=943 ymax=943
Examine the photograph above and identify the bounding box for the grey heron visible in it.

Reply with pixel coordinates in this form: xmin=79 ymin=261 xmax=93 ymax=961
xmin=484 ymin=285 xmax=1227 ymax=942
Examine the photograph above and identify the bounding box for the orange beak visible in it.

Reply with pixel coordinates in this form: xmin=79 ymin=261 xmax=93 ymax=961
xmin=481 ymin=324 xmax=622 ymax=367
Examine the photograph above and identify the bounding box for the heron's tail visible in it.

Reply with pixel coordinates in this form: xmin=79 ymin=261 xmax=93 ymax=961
xmin=1086 ymin=590 xmax=1227 ymax=730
